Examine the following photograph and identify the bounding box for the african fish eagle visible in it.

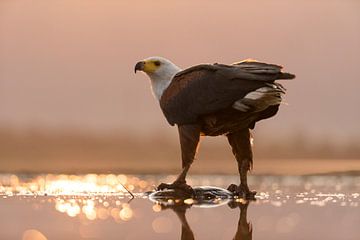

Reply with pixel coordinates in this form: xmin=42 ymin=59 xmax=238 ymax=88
xmin=135 ymin=57 xmax=295 ymax=199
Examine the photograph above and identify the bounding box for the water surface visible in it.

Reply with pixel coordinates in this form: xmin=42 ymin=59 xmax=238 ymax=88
xmin=0 ymin=174 xmax=359 ymax=239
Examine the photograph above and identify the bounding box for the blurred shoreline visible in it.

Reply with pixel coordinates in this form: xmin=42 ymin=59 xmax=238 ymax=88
xmin=0 ymin=128 xmax=359 ymax=175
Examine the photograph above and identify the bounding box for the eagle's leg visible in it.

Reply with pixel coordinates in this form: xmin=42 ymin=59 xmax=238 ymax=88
xmin=157 ymin=124 xmax=201 ymax=196
xmin=226 ymin=129 xmax=256 ymax=200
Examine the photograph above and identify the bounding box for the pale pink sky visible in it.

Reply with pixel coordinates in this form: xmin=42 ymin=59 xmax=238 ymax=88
xmin=0 ymin=0 xmax=359 ymax=142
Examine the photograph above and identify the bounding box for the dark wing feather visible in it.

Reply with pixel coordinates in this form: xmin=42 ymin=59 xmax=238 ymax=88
xmin=231 ymin=60 xmax=295 ymax=79
xmin=160 ymin=62 xmax=294 ymax=125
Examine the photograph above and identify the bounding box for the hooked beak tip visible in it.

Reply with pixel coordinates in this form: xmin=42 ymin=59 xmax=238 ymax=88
xmin=134 ymin=61 xmax=145 ymax=74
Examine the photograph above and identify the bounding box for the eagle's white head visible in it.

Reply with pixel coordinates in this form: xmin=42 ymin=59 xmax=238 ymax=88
xmin=135 ymin=56 xmax=181 ymax=100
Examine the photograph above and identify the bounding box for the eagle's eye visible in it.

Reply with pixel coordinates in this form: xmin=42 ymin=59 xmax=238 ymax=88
xmin=154 ymin=61 xmax=161 ymax=66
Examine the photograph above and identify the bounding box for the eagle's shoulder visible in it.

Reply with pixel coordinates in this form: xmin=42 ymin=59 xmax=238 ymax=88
xmin=174 ymin=64 xmax=218 ymax=78
xmin=161 ymin=64 xmax=221 ymax=107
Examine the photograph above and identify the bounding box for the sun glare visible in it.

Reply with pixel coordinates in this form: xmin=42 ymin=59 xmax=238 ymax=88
xmin=0 ymin=174 xmax=155 ymax=222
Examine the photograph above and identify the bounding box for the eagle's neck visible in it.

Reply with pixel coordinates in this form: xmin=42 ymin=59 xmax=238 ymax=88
xmin=150 ymin=78 xmax=172 ymax=100
xmin=148 ymin=65 xmax=181 ymax=100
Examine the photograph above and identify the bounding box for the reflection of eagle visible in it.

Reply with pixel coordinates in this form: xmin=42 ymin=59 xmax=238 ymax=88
xmin=157 ymin=200 xmax=252 ymax=240
xmin=135 ymin=57 xmax=295 ymax=198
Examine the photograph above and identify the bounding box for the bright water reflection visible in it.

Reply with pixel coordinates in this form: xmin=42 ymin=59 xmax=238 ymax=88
xmin=0 ymin=174 xmax=359 ymax=239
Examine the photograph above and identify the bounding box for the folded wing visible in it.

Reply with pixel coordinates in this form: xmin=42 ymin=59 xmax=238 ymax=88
xmin=160 ymin=61 xmax=295 ymax=125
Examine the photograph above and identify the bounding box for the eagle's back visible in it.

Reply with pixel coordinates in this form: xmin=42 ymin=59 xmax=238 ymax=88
xmin=160 ymin=62 xmax=294 ymax=126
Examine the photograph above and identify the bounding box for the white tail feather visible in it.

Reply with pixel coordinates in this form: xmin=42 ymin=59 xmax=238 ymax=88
xmin=232 ymin=84 xmax=285 ymax=112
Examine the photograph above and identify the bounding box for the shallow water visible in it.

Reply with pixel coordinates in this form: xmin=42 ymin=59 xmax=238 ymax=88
xmin=0 ymin=174 xmax=359 ymax=240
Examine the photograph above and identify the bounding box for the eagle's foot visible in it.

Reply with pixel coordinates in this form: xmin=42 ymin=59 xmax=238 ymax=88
xmin=157 ymin=181 xmax=194 ymax=197
xmin=227 ymin=184 xmax=256 ymax=200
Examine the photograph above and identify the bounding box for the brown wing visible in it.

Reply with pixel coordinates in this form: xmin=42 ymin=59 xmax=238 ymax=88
xmin=160 ymin=62 xmax=295 ymax=125
xmin=232 ymin=60 xmax=295 ymax=79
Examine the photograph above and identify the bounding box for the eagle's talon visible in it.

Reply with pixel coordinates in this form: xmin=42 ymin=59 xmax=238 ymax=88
xmin=227 ymin=184 xmax=256 ymax=200
xmin=157 ymin=182 xmax=194 ymax=196
xmin=157 ymin=183 xmax=169 ymax=190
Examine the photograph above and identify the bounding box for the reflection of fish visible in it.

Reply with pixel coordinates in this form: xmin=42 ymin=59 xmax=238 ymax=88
xmin=135 ymin=57 xmax=295 ymax=199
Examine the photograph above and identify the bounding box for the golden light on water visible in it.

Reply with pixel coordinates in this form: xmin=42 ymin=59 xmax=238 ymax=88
xmin=110 ymin=207 xmax=121 ymax=220
xmin=152 ymin=204 xmax=162 ymax=212
xmin=83 ymin=201 xmax=97 ymax=220
xmin=0 ymin=174 xmax=359 ymax=224
xmin=55 ymin=199 xmax=81 ymax=217
xmin=0 ymin=173 xmax=358 ymax=240
xmin=184 ymin=198 xmax=194 ymax=205
xmin=0 ymin=174 xmax=153 ymax=196
xmin=0 ymin=174 xmax=157 ymax=222
xmin=52 ymin=197 xmax=138 ymax=221
xmin=119 ymin=203 xmax=133 ymax=221
xmin=97 ymin=207 xmax=110 ymax=220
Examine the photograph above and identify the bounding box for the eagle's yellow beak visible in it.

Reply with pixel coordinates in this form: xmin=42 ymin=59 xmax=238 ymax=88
xmin=134 ymin=60 xmax=160 ymax=74
xmin=134 ymin=61 xmax=145 ymax=73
